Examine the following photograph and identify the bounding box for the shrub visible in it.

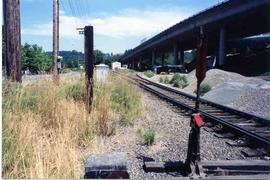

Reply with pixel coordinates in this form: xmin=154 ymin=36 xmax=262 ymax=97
xmin=159 ymin=77 xmax=164 ymax=83
xmin=2 ymin=74 xmax=145 ymax=178
xmin=2 ymin=81 xmax=22 ymax=111
xmin=19 ymin=87 xmax=44 ymax=112
xmin=159 ymin=76 xmax=170 ymax=84
xmin=110 ymin=79 xmax=144 ymax=126
xmin=63 ymin=82 xmax=86 ymax=102
xmin=199 ymin=83 xmax=212 ymax=95
xmin=170 ymin=74 xmax=188 ymax=88
xmin=136 ymin=127 xmax=143 ymax=137
xmin=144 ymin=70 xmax=155 ymax=78
xmin=164 ymin=76 xmax=170 ymax=84
xmin=143 ymin=128 xmax=155 ymax=146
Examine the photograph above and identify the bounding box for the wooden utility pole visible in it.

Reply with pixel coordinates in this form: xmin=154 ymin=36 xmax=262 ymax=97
xmin=3 ymin=0 xmax=22 ymax=82
xmin=84 ymin=26 xmax=94 ymax=113
xmin=53 ymin=0 xmax=59 ymax=83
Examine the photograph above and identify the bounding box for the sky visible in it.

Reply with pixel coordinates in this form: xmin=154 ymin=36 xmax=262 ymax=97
xmin=21 ymin=0 xmax=222 ymax=54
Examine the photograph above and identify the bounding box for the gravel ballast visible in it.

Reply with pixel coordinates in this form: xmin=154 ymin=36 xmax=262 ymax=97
xmin=145 ymin=69 xmax=270 ymax=120
xmin=96 ymin=90 xmax=259 ymax=178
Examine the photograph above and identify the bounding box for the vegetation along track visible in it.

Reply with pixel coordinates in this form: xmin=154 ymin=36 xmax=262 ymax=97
xmin=113 ymin=71 xmax=270 ymax=153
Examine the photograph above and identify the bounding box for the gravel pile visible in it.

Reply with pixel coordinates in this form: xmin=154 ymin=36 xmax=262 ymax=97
xmin=96 ymin=90 xmax=257 ymax=178
xmin=201 ymin=70 xmax=270 ymax=119
xmin=230 ymin=89 xmax=270 ymax=119
xmin=183 ymin=69 xmax=247 ymax=94
xmin=144 ymin=69 xmax=270 ymax=120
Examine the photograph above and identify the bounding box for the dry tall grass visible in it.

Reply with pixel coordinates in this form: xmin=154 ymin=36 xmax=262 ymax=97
xmin=2 ymin=74 xmax=144 ymax=178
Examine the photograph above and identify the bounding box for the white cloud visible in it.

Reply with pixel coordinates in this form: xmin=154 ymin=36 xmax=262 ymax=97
xmin=22 ymin=7 xmax=190 ymax=39
xmin=59 ymin=10 xmax=65 ymax=15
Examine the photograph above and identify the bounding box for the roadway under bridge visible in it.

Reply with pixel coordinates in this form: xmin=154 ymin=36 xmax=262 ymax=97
xmin=120 ymin=0 xmax=270 ymax=73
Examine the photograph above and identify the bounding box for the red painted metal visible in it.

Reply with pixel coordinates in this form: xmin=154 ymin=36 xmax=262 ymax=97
xmin=194 ymin=114 xmax=205 ymax=128
xmin=196 ymin=36 xmax=208 ymax=84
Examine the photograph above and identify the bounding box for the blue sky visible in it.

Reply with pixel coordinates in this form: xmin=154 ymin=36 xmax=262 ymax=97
xmin=21 ymin=0 xmax=222 ymax=54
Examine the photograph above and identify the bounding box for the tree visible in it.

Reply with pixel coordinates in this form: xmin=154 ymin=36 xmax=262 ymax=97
xmin=94 ymin=49 xmax=104 ymax=64
xmin=22 ymin=43 xmax=52 ymax=74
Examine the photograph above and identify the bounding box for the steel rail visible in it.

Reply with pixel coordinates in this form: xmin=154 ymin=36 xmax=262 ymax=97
xmin=113 ymin=71 xmax=270 ymax=150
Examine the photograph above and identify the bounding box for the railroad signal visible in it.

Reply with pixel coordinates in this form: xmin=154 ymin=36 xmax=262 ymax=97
xmin=77 ymin=26 xmax=94 ymax=113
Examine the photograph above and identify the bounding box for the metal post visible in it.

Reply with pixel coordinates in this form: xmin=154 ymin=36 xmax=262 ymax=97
xmin=4 ymin=0 xmax=22 ymax=82
xmin=53 ymin=0 xmax=59 ymax=83
xmin=84 ymin=26 xmax=94 ymax=113
xmin=173 ymin=42 xmax=179 ymax=65
xmin=218 ymin=26 xmax=226 ymax=66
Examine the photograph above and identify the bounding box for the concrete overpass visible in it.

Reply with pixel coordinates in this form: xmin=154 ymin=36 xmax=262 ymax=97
xmin=120 ymin=0 xmax=270 ymax=71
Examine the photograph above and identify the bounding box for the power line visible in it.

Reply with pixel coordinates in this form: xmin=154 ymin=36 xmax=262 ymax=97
xmin=67 ymin=0 xmax=77 ymax=17
xmin=76 ymin=0 xmax=84 ymax=17
xmin=82 ymin=0 xmax=88 ymax=17
xmin=84 ymin=0 xmax=91 ymax=17
xmin=71 ymin=0 xmax=80 ymax=17
xmin=59 ymin=0 xmax=68 ymax=15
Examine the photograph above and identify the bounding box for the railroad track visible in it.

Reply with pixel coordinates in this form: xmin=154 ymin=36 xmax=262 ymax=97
xmin=113 ymin=71 xmax=270 ymax=154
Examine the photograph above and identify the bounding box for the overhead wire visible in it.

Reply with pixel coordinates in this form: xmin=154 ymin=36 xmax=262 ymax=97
xmin=67 ymin=0 xmax=77 ymax=17
xmin=85 ymin=0 xmax=91 ymax=17
xmin=77 ymin=0 xmax=85 ymax=17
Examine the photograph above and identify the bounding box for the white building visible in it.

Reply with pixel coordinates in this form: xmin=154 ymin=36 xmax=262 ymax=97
xmin=111 ymin=61 xmax=121 ymax=70
xmin=95 ymin=64 xmax=109 ymax=82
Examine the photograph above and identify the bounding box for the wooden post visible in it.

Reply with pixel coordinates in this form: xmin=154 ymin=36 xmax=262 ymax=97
xmin=84 ymin=26 xmax=94 ymax=113
xmin=53 ymin=0 xmax=59 ymax=83
xmin=3 ymin=0 xmax=22 ymax=82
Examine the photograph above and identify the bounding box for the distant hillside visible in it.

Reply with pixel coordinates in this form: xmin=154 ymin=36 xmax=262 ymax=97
xmin=46 ymin=50 xmax=84 ymax=68
xmin=47 ymin=50 xmax=123 ymax=68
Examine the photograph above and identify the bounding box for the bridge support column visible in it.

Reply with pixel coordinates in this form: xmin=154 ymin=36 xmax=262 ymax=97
xmin=179 ymin=48 xmax=184 ymax=65
xmin=173 ymin=42 xmax=179 ymax=65
xmin=179 ymin=48 xmax=185 ymax=72
xmin=132 ymin=59 xmax=135 ymax=69
xmin=218 ymin=26 xmax=226 ymax=66
xmin=151 ymin=50 xmax=156 ymax=71
xmin=128 ymin=61 xmax=132 ymax=69
xmin=161 ymin=54 xmax=165 ymax=67
xmin=139 ymin=56 xmax=143 ymax=71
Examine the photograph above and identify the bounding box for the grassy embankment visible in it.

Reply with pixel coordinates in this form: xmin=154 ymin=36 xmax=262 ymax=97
xmin=2 ymin=73 xmax=145 ymax=178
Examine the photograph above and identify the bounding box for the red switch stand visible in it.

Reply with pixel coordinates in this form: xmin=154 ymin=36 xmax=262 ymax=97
xmin=181 ymin=113 xmax=205 ymax=176
xmin=194 ymin=114 xmax=205 ymax=128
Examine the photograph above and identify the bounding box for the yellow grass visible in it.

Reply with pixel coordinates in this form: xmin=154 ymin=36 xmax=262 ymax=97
xmin=2 ymin=74 xmax=145 ymax=178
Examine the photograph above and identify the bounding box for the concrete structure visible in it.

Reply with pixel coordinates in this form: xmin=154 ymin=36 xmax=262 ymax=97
xmin=111 ymin=61 xmax=121 ymax=70
xmin=95 ymin=64 xmax=109 ymax=82
xmin=120 ymin=0 xmax=270 ymax=71
xmin=84 ymin=152 xmax=129 ymax=179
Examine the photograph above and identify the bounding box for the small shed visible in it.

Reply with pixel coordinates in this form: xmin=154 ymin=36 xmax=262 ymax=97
xmin=111 ymin=61 xmax=121 ymax=70
xmin=95 ymin=64 xmax=109 ymax=82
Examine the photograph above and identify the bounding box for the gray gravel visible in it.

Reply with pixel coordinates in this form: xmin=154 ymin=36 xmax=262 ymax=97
xmin=145 ymin=69 xmax=270 ymax=121
xmin=230 ymin=89 xmax=270 ymax=119
xmin=97 ymin=90 xmax=259 ymax=178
